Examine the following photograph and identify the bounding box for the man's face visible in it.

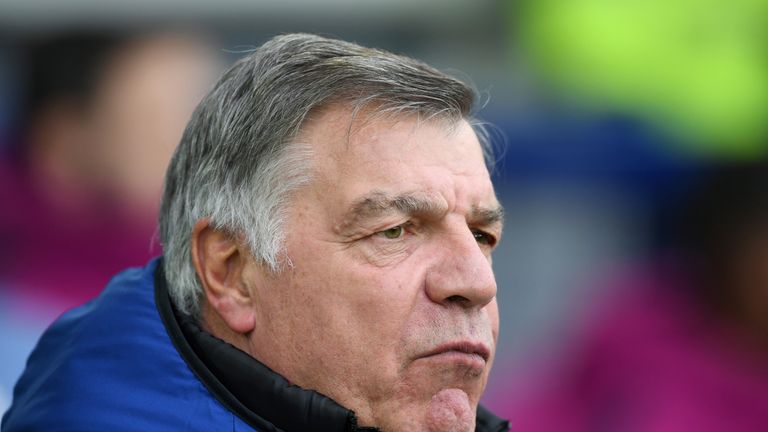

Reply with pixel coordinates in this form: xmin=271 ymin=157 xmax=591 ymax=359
xmin=244 ymin=105 xmax=503 ymax=432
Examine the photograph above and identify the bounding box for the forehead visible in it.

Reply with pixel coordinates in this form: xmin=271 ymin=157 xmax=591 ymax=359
xmin=295 ymin=105 xmax=496 ymax=209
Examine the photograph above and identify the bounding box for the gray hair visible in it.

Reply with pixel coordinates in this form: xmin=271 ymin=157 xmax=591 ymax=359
xmin=159 ymin=33 xmax=488 ymax=317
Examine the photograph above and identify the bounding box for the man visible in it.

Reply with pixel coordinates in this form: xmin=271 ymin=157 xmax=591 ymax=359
xmin=2 ymin=34 xmax=509 ymax=432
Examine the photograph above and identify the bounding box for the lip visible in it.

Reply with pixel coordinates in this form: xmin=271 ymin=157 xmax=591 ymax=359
xmin=417 ymin=341 xmax=491 ymax=364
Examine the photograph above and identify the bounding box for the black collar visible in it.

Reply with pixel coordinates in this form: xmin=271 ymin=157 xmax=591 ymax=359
xmin=154 ymin=260 xmax=509 ymax=432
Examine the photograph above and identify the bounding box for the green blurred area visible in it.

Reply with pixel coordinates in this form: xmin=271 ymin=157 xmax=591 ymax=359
xmin=515 ymin=0 xmax=768 ymax=158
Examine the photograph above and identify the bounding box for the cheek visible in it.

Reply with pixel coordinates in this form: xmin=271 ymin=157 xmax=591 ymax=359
xmin=290 ymin=243 xmax=420 ymax=350
xmin=328 ymin=262 xmax=418 ymax=340
xmin=283 ymin=222 xmax=429 ymax=376
xmin=289 ymin=264 xmax=421 ymax=397
xmin=488 ymin=300 xmax=500 ymax=342
xmin=330 ymin=261 xmax=424 ymax=366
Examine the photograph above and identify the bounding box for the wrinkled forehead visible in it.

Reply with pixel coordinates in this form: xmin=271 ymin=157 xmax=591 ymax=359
xmin=295 ymin=103 xmax=482 ymax=168
xmin=292 ymin=103 xmax=497 ymax=213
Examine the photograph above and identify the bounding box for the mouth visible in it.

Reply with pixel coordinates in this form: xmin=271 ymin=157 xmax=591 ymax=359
xmin=417 ymin=341 xmax=491 ymax=369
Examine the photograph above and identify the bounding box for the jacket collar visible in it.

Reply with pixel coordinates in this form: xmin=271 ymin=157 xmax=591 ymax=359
xmin=154 ymin=259 xmax=509 ymax=432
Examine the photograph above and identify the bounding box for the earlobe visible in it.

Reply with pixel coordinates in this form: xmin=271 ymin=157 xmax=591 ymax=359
xmin=191 ymin=219 xmax=256 ymax=334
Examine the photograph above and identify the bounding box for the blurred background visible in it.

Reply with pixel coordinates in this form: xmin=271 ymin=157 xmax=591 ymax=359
xmin=1 ymin=0 xmax=767 ymax=429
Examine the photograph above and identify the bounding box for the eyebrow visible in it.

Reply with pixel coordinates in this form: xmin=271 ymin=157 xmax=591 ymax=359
xmin=337 ymin=190 xmax=504 ymax=233
xmin=470 ymin=204 xmax=505 ymax=227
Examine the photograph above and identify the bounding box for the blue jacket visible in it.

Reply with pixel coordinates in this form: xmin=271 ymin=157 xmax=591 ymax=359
xmin=2 ymin=258 xmax=509 ymax=432
xmin=2 ymin=258 xmax=258 ymax=431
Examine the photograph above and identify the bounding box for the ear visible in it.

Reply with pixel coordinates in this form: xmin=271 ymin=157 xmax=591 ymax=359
xmin=191 ymin=219 xmax=256 ymax=334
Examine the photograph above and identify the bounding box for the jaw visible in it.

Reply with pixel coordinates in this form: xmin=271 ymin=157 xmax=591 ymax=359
xmin=366 ymin=387 xmax=478 ymax=432
xmin=359 ymin=359 xmax=490 ymax=431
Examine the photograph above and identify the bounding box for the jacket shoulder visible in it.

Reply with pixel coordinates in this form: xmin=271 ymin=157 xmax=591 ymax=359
xmin=1 ymin=259 xmax=252 ymax=431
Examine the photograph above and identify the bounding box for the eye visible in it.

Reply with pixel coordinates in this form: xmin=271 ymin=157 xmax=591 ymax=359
xmin=377 ymin=225 xmax=405 ymax=239
xmin=472 ymin=229 xmax=497 ymax=247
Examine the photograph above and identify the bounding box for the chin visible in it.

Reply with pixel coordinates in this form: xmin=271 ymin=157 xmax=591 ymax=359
xmin=369 ymin=371 xmax=485 ymax=432
xmin=412 ymin=359 xmax=489 ymax=402
xmin=374 ymin=388 xmax=477 ymax=432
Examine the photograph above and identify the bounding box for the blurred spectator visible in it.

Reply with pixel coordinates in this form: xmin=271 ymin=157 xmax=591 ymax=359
xmin=0 ymin=29 xmax=218 ymax=413
xmin=498 ymin=161 xmax=768 ymax=431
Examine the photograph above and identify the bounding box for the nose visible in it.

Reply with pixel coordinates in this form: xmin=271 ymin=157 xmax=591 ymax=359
xmin=425 ymin=223 xmax=497 ymax=309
